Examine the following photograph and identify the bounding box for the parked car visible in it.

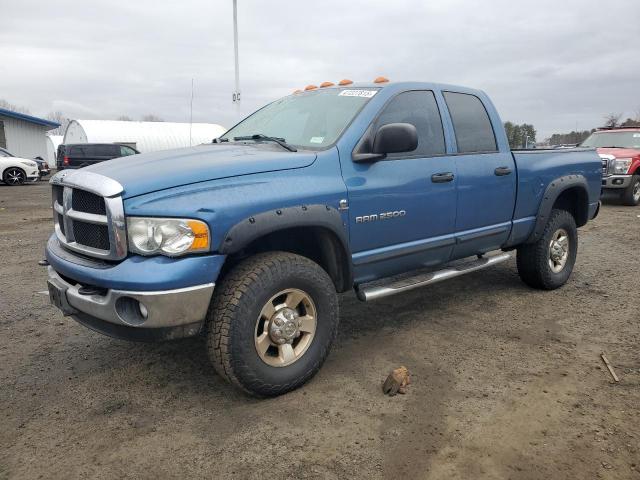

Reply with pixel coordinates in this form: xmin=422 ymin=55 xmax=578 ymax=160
xmin=0 ymin=147 xmax=40 ymax=185
xmin=33 ymin=157 xmax=51 ymax=179
xmin=581 ymin=127 xmax=640 ymax=205
xmin=56 ymin=143 xmax=139 ymax=170
xmin=45 ymin=80 xmax=601 ymax=397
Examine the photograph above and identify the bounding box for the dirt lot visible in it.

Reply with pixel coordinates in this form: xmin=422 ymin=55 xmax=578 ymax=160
xmin=1 ymin=180 xmax=638 ymax=480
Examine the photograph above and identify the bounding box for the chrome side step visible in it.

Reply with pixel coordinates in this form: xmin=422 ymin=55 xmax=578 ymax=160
xmin=356 ymin=252 xmax=512 ymax=301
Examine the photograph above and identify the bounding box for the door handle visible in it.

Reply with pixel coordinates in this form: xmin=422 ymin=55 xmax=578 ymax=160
xmin=431 ymin=172 xmax=455 ymax=183
xmin=494 ymin=166 xmax=512 ymax=176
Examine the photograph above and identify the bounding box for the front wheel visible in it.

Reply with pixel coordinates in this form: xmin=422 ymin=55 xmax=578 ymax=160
xmin=3 ymin=167 xmax=26 ymax=186
xmin=516 ymin=209 xmax=578 ymax=290
xmin=206 ymin=252 xmax=339 ymax=397
xmin=622 ymin=174 xmax=640 ymax=206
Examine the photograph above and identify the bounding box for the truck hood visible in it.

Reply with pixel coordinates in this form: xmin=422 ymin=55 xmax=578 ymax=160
xmin=85 ymin=143 xmax=317 ymax=198
xmin=597 ymin=147 xmax=640 ymax=159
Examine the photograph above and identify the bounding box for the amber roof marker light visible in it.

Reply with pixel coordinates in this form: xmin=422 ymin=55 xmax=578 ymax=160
xmin=373 ymin=76 xmax=389 ymax=83
xmin=304 ymin=85 xmax=318 ymax=91
xmin=338 ymin=79 xmax=353 ymax=86
xmin=320 ymin=81 xmax=335 ymax=88
xmin=293 ymin=89 xmax=303 ymax=94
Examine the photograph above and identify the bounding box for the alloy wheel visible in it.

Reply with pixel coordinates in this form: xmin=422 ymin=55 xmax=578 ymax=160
xmin=254 ymin=288 xmax=317 ymax=367
xmin=548 ymin=228 xmax=569 ymax=273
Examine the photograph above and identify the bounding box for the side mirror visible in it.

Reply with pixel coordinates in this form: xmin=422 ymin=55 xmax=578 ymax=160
xmin=373 ymin=123 xmax=418 ymax=155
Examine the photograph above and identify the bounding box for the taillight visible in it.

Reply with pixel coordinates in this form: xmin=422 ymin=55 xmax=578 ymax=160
xmin=63 ymin=156 xmax=69 ymax=165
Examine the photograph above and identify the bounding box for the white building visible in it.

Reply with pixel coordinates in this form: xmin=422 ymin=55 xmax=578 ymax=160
xmin=0 ymin=108 xmax=60 ymax=159
xmin=63 ymin=120 xmax=226 ymax=153
xmin=45 ymin=134 xmax=63 ymax=164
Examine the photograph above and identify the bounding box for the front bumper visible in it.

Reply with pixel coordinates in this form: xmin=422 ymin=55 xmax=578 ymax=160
xmin=602 ymin=174 xmax=632 ymax=189
xmin=47 ymin=267 xmax=214 ymax=341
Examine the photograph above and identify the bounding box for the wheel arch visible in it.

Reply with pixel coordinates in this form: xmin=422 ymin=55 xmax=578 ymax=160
xmin=218 ymin=205 xmax=353 ymax=292
xmin=526 ymin=175 xmax=589 ymax=244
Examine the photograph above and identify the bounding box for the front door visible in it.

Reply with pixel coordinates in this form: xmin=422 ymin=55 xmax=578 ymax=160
xmin=340 ymin=90 xmax=458 ymax=283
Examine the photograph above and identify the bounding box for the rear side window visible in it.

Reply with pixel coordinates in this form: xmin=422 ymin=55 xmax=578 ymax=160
xmin=95 ymin=145 xmax=117 ymax=156
xmin=374 ymin=90 xmax=445 ymax=157
xmin=120 ymin=146 xmax=136 ymax=156
xmin=443 ymin=92 xmax=497 ymax=153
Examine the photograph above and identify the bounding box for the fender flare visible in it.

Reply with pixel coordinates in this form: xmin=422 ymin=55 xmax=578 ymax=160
xmin=526 ymin=174 xmax=589 ymax=244
xmin=219 ymin=204 xmax=353 ymax=288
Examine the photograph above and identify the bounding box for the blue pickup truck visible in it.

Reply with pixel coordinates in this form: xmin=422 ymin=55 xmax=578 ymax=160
xmin=46 ymin=80 xmax=601 ymax=396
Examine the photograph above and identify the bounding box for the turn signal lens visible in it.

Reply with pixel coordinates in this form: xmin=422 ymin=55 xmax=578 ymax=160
xmin=338 ymin=79 xmax=353 ymax=86
xmin=373 ymin=76 xmax=389 ymax=83
xmin=187 ymin=220 xmax=210 ymax=250
xmin=304 ymin=84 xmax=318 ymax=91
xmin=320 ymin=81 xmax=334 ymax=88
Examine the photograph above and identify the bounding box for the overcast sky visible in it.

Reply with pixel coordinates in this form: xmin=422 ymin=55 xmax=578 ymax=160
xmin=1 ymin=0 xmax=638 ymax=139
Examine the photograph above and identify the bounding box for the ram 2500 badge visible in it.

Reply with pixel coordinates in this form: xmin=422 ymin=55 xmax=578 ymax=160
xmin=46 ymin=79 xmax=602 ymax=396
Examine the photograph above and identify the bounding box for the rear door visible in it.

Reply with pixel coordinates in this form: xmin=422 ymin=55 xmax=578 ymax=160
xmin=341 ymin=90 xmax=458 ymax=282
xmin=443 ymin=91 xmax=516 ymax=258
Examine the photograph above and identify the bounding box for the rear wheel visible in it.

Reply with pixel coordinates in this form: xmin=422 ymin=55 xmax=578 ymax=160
xmin=3 ymin=167 xmax=26 ymax=186
xmin=206 ymin=252 xmax=339 ymax=397
xmin=622 ymin=174 xmax=640 ymax=206
xmin=516 ymin=209 xmax=578 ymax=290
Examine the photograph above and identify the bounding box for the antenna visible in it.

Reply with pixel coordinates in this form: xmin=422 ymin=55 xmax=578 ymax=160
xmin=232 ymin=0 xmax=241 ymax=109
xmin=189 ymin=78 xmax=194 ymax=146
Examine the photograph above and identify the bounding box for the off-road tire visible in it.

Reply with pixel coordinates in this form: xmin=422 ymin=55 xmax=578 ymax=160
xmin=622 ymin=174 xmax=640 ymax=206
xmin=206 ymin=251 xmax=339 ymax=397
xmin=516 ymin=209 xmax=578 ymax=290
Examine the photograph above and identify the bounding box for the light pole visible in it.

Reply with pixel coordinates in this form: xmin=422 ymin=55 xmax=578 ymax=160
xmin=232 ymin=0 xmax=241 ymax=108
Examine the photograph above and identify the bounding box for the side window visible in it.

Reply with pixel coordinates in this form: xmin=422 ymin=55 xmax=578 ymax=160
xmin=94 ymin=145 xmax=114 ymax=156
xmin=374 ymin=90 xmax=445 ymax=157
xmin=120 ymin=146 xmax=135 ymax=156
xmin=443 ymin=92 xmax=497 ymax=153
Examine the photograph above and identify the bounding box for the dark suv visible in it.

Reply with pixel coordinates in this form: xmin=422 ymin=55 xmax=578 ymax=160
xmin=56 ymin=143 xmax=139 ymax=170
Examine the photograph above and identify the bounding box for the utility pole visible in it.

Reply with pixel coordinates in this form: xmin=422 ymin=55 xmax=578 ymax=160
xmin=232 ymin=0 xmax=241 ymax=109
xmin=189 ymin=78 xmax=194 ymax=146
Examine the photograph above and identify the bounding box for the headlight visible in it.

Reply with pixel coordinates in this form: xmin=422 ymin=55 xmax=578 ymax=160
xmin=127 ymin=217 xmax=210 ymax=256
xmin=19 ymin=161 xmax=36 ymax=167
xmin=613 ymin=158 xmax=632 ymax=174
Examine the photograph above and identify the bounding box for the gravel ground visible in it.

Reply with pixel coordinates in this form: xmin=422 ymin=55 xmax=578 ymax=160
xmin=1 ymin=181 xmax=639 ymax=480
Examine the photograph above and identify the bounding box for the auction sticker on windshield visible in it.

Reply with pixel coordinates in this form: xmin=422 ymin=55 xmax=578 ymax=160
xmin=339 ymin=89 xmax=377 ymax=98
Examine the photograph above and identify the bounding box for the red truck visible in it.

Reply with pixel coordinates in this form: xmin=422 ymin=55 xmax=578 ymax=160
xmin=582 ymin=127 xmax=640 ymax=206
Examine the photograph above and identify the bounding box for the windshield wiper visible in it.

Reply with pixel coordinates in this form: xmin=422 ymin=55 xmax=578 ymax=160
xmin=212 ymin=137 xmax=229 ymax=143
xmin=233 ymin=134 xmax=297 ymax=152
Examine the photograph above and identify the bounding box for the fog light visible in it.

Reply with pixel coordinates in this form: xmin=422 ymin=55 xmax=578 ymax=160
xmin=115 ymin=296 xmax=148 ymax=326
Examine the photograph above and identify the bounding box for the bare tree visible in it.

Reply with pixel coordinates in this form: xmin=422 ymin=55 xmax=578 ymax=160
xmin=141 ymin=114 xmax=164 ymax=122
xmin=46 ymin=111 xmax=70 ymax=135
xmin=117 ymin=115 xmax=133 ymax=121
xmin=603 ymin=113 xmax=622 ymax=128
xmin=0 ymin=99 xmax=30 ymax=114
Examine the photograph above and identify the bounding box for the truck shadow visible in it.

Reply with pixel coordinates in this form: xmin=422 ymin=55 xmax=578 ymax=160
xmin=114 ymin=260 xmax=528 ymax=393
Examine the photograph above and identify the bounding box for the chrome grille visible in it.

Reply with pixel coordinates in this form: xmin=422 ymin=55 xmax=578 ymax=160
xmin=50 ymin=171 xmax=127 ymax=261
xmin=599 ymin=154 xmax=615 ymax=178
xmin=72 ymin=189 xmax=106 ymax=215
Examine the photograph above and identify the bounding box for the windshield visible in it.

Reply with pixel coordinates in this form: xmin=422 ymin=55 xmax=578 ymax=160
xmin=581 ymin=131 xmax=640 ymax=149
xmin=221 ymin=88 xmax=379 ymax=149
